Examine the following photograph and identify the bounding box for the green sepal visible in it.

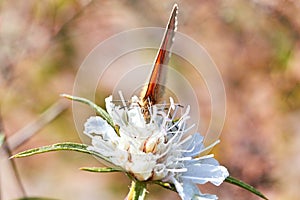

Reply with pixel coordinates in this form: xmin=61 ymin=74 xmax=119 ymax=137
xmin=80 ymin=167 xmax=122 ymax=173
xmin=127 ymin=181 xmax=147 ymax=200
xmin=61 ymin=94 xmax=119 ymax=134
xmin=225 ymin=176 xmax=268 ymax=200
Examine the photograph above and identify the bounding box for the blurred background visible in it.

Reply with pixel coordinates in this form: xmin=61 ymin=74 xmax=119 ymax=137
xmin=1 ymin=0 xmax=300 ymax=199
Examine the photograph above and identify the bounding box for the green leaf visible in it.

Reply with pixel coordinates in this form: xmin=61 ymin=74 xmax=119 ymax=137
xmin=225 ymin=176 xmax=268 ymax=200
xmin=80 ymin=167 xmax=122 ymax=173
xmin=14 ymin=197 xmax=58 ymax=200
xmin=152 ymin=180 xmax=177 ymax=192
xmin=11 ymin=142 xmax=112 ymax=165
xmin=12 ymin=142 xmax=89 ymax=158
xmin=156 ymin=181 xmax=176 ymax=192
xmin=61 ymin=94 xmax=116 ymax=132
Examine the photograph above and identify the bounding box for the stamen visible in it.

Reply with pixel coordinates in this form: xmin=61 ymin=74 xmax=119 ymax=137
xmin=167 ymin=168 xmax=187 ymax=173
xmin=170 ymin=105 xmax=179 ymax=121
xmin=192 ymin=154 xmax=214 ymax=161
xmin=169 ymin=97 xmax=175 ymax=110
xmin=175 ymin=156 xmax=192 ymax=161
xmin=118 ymin=91 xmax=128 ymax=111
xmin=112 ymin=107 xmax=126 ymax=126
xmin=198 ymin=140 xmax=220 ymax=155
xmin=177 ymin=134 xmax=193 ymax=147
xmin=182 ymin=123 xmax=195 ymax=134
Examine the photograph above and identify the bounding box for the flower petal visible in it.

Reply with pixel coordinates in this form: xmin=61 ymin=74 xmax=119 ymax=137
xmin=127 ymin=106 xmax=146 ymax=128
xmin=181 ymin=133 xmax=205 ymax=157
xmin=84 ymin=116 xmax=118 ymax=141
xmin=182 ymin=163 xmax=229 ymax=186
xmin=192 ymin=194 xmax=218 ymax=200
xmin=181 ymin=180 xmax=201 ymax=200
xmin=183 ymin=180 xmax=218 ymax=200
xmin=126 ymin=153 xmax=157 ymax=180
xmin=171 ymin=177 xmax=217 ymax=200
xmin=105 ymin=95 xmax=114 ymax=117
xmin=87 ymin=138 xmax=129 ymax=168
xmin=105 ymin=95 xmax=125 ymax=126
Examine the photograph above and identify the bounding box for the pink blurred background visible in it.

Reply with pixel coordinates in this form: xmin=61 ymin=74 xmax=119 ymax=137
xmin=1 ymin=1 xmax=300 ymax=199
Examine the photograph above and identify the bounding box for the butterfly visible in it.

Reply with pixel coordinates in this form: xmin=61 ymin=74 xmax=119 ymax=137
xmin=140 ymin=4 xmax=178 ymax=119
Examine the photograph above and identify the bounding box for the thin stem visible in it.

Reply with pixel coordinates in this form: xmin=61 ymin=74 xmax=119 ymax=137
xmin=0 ymin=112 xmax=26 ymax=197
xmin=7 ymin=100 xmax=68 ymax=150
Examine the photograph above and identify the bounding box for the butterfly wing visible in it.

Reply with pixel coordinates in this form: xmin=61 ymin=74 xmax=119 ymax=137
xmin=141 ymin=4 xmax=178 ymax=107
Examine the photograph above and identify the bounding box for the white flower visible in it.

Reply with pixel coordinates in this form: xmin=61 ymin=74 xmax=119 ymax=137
xmin=83 ymin=94 xmax=229 ymax=200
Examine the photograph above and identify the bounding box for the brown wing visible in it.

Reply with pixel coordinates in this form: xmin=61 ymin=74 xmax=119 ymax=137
xmin=141 ymin=4 xmax=178 ymax=107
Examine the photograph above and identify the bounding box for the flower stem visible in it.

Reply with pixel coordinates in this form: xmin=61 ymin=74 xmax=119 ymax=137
xmin=125 ymin=181 xmax=147 ymax=200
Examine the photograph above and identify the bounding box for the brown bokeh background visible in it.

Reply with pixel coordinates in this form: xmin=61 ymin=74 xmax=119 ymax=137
xmin=1 ymin=1 xmax=300 ymax=200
